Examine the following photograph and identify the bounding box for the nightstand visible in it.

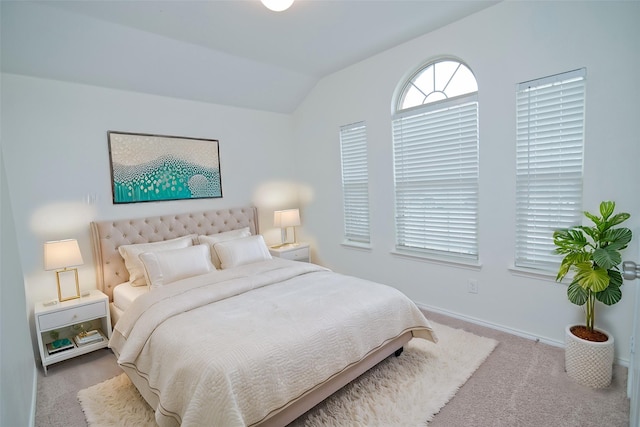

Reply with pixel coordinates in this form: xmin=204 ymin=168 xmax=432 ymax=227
xmin=35 ymin=289 xmax=112 ymax=375
xmin=269 ymin=242 xmax=311 ymax=263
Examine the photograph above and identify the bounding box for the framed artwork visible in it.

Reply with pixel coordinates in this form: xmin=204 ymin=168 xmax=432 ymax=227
xmin=108 ymin=131 xmax=222 ymax=204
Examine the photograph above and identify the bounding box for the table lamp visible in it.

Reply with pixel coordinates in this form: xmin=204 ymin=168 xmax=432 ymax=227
xmin=273 ymin=209 xmax=300 ymax=247
xmin=44 ymin=239 xmax=83 ymax=302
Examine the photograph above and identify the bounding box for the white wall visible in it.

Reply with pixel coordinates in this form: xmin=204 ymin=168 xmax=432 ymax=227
xmin=1 ymin=125 xmax=37 ymax=427
xmin=1 ymin=74 xmax=299 ymax=345
xmin=293 ymin=1 xmax=640 ymax=362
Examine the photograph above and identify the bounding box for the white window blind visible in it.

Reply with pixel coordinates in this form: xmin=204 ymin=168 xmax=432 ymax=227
xmin=515 ymin=68 xmax=585 ymax=271
xmin=392 ymin=99 xmax=479 ymax=259
xmin=340 ymin=122 xmax=370 ymax=244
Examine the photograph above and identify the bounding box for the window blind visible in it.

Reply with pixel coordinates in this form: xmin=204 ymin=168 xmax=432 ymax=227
xmin=340 ymin=122 xmax=370 ymax=244
xmin=515 ymin=68 xmax=586 ymax=271
xmin=392 ymin=99 xmax=479 ymax=259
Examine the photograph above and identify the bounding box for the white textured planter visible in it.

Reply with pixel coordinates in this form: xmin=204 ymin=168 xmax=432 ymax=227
xmin=565 ymin=325 xmax=614 ymax=388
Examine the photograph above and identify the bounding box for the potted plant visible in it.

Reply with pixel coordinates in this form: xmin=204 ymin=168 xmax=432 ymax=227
xmin=553 ymin=200 xmax=632 ymax=388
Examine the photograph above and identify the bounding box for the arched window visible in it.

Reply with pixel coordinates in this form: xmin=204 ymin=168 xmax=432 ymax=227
xmin=392 ymin=58 xmax=479 ymax=261
xmin=397 ymin=59 xmax=478 ymax=110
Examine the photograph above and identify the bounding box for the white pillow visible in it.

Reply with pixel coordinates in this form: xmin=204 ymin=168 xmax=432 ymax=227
xmin=214 ymin=235 xmax=272 ymax=269
xmin=197 ymin=227 xmax=251 ymax=269
xmin=139 ymin=244 xmax=215 ymax=289
xmin=118 ymin=235 xmax=195 ymax=286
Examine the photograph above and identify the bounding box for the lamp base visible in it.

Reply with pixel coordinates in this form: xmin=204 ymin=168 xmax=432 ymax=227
xmin=272 ymin=226 xmax=298 ymax=248
xmin=56 ymin=267 xmax=81 ymax=302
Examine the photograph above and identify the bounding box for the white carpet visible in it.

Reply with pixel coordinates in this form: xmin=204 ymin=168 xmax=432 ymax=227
xmin=78 ymin=322 xmax=497 ymax=427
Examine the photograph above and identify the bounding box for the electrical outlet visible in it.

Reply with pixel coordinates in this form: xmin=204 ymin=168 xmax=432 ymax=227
xmin=468 ymin=279 xmax=479 ymax=294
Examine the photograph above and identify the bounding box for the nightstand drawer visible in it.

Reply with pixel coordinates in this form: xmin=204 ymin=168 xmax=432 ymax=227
xmin=38 ymin=301 xmax=107 ymax=331
xmin=280 ymin=247 xmax=309 ymax=261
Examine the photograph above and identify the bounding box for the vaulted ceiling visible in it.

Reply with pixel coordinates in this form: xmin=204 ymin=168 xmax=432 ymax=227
xmin=1 ymin=0 xmax=499 ymax=113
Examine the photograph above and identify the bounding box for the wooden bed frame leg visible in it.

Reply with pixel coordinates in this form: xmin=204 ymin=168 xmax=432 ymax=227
xmin=394 ymin=347 xmax=404 ymax=357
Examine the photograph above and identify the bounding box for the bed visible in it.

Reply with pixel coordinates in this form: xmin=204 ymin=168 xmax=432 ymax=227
xmin=90 ymin=206 xmax=437 ymax=427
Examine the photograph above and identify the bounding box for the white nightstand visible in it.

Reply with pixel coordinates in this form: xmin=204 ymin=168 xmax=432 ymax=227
xmin=35 ymin=289 xmax=112 ymax=375
xmin=269 ymin=242 xmax=311 ymax=263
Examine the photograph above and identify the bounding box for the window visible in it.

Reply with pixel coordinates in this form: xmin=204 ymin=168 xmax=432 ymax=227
xmin=392 ymin=59 xmax=479 ymax=260
xmin=515 ymin=68 xmax=586 ymax=272
xmin=340 ymin=122 xmax=370 ymax=245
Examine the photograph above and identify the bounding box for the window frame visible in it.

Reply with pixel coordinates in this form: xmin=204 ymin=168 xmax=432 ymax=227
xmin=514 ymin=68 xmax=586 ymax=273
xmin=339 ymin=121 xmax=371 ymax=247
xmin=391 ymin=58 xmax=480 ymax=263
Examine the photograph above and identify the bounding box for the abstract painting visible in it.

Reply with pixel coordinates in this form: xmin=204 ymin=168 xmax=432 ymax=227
xmin=108 ymin=131 xmax=222 ymax=204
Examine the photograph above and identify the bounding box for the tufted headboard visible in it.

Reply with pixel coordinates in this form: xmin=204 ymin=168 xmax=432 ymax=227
xmin=90 ymin=206 xmax=258 ymax=301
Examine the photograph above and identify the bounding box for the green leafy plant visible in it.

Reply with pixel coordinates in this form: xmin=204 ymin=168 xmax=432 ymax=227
xmin=553 ymin=201 xmax=632 ymax=333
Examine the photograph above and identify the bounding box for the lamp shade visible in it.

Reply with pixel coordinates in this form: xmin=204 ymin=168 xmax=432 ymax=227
xmin=44 ymin=239 xmax=84 ymax=270
xmin=274 ymin=209 xmax=301 ymax=228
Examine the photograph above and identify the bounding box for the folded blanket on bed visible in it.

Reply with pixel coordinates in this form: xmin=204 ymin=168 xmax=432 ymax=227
xmin=110 ymin=258 xmax=436 ymax=427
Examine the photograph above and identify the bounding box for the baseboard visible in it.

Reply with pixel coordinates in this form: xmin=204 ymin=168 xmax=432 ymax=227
xmin=415 ymin=302 xmax=630 ymax=367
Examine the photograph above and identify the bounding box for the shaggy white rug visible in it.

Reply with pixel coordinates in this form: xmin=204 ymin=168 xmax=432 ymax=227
xmin=78 ymin=322 xmax=497 ymax=427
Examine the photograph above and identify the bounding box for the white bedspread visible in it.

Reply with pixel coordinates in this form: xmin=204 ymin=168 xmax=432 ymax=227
xmin=110 ymin=258 xmax=436 ymax=427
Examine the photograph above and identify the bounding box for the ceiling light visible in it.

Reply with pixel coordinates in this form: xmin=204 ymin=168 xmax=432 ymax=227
xmin=261 ymin=0 xmax=294 ymax=12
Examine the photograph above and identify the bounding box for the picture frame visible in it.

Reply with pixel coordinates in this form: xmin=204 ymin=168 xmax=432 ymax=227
xmin=108 ymin=131 xmax=222 ymax=204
